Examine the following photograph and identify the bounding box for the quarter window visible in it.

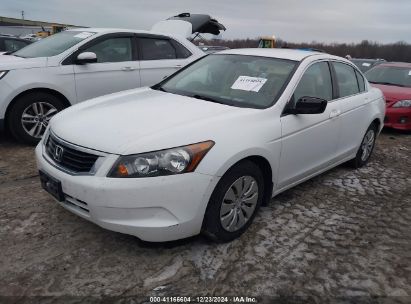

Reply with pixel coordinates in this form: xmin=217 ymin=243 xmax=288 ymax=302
xmin=140 ymin=38 xmax=177 ymax=60
xmin=293 ymin=62 xmax=333 ymax=103
xmin=170 ymin=40 xmax=192 ymax=58
xmin=85 ymin=37 xmax=133 ymax=63
xmin=332 ymin=62 xmax=360 ymax=97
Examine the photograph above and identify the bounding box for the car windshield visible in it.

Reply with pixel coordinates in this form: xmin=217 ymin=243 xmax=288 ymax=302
xmin=13 ymin=31 xmax=96 ymax=58
xmin=156 ymin=54 xmax=297 ymax=109
xmin=365 ymin=66 xmax=411 ymax=88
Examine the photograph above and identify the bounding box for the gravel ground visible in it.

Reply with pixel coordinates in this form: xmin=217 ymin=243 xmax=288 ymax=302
xmin=0 ymin=130 xmax=410 ymax=303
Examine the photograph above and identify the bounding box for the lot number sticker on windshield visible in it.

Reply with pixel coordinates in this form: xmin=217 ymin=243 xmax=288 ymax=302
xmin=231 ymin=76 xmax=267 ymax=92
xmin=408 ymin=70 xmax=411 ymax=76
xmin=362 ymin=63 xmax=371 ymax=67
xmin=74 ymin=32 xmax=94 ymax=39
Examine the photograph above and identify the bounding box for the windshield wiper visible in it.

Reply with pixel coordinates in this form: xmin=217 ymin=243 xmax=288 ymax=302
xmin=370 ymin=81 xmax=406 ymax=87
xmin=191 ymin=94 xmax=226 ymax=104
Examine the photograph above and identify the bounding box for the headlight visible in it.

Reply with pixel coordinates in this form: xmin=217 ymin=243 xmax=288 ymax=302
xmin=0 ymin=71 xmax=8 ymax=80
xmin=393 ymin=100 xmax=411 ymax=108
xmin=108 ymin=141 xmax=215 ymax=178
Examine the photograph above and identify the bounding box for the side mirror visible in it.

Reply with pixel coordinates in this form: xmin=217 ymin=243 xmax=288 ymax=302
xmin=76 ymin=52 xmax=97 ymax=64
xmin=290 ymin=96 xmax=327 ymax=114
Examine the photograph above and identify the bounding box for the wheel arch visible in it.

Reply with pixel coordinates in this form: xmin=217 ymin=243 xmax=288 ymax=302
xmin=243 ymin=155 xmax=274 ymax=206
xmin=216 ymin=154 xmax=274 ymax=206
xmin=371 ymin=117 xmax=382 ymax=133
xmin=4 ymin=88 xmax=71 ymax=129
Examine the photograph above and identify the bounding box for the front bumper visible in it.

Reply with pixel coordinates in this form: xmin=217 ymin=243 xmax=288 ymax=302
xmin=35 ymin=143 xmax=219 ymax=242
xmin=384 ymin=107 xmax=411 ymax=130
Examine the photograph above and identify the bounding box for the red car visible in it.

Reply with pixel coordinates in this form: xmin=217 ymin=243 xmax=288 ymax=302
xmin=365 ymin=62 xmax=411 ymax=130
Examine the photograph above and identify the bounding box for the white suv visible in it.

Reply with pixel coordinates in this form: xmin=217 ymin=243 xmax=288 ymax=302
xmin=0 ymin=28 xmax=204 ymax=144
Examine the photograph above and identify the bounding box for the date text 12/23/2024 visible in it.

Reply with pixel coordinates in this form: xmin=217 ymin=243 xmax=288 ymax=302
xmin=149 ymin=296 xmax=257 ymax=303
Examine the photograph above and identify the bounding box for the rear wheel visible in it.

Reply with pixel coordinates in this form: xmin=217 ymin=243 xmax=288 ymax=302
xmin=203 ymin=160 xmax=264 ymax=242
xmin=7 ymin=92 xmax=65 ymax=145
xmin=349 ymin=123 xmax=378 ymax=168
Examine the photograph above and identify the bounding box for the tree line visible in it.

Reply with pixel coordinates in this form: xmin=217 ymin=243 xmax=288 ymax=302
xmin=197 ymin=39 xmax=411 ymax=62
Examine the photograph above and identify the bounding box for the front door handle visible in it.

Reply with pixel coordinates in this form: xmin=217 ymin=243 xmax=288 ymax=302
xmin=329 ymin=109 xmax=341 ymax=118
xmin=122 ymin=67 xmax=136 ymax=71
xmin=175 ymin=64 xmax=182 ymax=68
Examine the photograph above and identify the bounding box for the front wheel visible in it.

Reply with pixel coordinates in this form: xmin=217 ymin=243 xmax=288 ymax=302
xmin=349 ymin=123 xmax=378 ymax=168
xmin=7 ymin=92 xmax=65 ymax=145
xmin=202 ymin=160 xmax=264 ymax=242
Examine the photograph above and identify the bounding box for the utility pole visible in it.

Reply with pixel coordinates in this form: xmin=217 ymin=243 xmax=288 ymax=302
xmin=21 ymin=10 xmax=25 ymax=20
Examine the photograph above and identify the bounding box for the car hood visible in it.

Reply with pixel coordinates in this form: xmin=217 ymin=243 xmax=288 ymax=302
xmin=50 ymin=88 xmax=253 ymax=155
xmin=371 ymin=83 xmax=411 ymax=104
xmin=0 ymin=54 xmax=47 ymax=70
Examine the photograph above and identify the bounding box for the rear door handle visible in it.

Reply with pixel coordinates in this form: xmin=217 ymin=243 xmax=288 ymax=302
xmin=329 ymin=109 xmax=341 ymax=118
xmin=175 ymin=64 xmax=182 ymax=68
xmin=122 ymin=67 xmax=136 ymax=71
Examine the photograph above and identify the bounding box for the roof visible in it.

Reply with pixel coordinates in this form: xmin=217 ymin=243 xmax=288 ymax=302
xmin=67 ymin=27 xmax=188 ymax=38
xmin=217 ymin=48 xmax=327 ymax=61
xmin=351 ymin=58 xmax=385 ymax=61
xmin=67 ymin=28 xmax=150 ymax=34
xmin=378 ymin=62 xmax=411 ymax=68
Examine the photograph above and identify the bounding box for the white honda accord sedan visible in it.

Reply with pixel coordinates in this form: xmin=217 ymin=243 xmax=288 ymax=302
xmin=35 ymin=49 xmax=385 ymax=242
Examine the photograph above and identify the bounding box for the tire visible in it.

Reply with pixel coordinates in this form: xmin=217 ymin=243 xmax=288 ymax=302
xmin=203 ymin=160 xmax=264 ymax=242
xmin=348 ymin=123 xmax=378 ymax=169
xmin=7 ymin=92 xmax=66 ymax=145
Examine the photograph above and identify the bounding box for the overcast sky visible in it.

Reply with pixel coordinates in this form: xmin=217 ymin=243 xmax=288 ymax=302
xmin=1 ymin=0 xmax=410 ymax=43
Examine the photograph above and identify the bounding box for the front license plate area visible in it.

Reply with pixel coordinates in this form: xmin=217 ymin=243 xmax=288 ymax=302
xmin=39 ymin=170 xmax=64 ymax=202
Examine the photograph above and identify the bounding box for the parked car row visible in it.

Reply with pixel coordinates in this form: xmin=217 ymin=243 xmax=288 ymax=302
xmin=1 ymin=14 xmax=407 ymax=243
xmin=350 ymin=58 xmax=386 ymax=73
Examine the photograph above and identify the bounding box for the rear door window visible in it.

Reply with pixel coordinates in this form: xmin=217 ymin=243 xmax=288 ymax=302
xmin=332 ymin=62 xmax=360 ymax=97
xmin=139 ymin=38 xmax=177 ymax=60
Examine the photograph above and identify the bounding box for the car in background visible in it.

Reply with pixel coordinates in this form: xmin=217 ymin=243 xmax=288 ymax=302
xmin=0 ymin=13 xmax=226 ymax=144
xmin=198 ymin=45 xmax=229 ymax=54
xmin=20 ymin=34 xmax=42 ymax=42
xmin=0 ymin=29 xmax=204 ymax=144
xmin=365 ymin=62 xmax=411 ymax=131
xmin=0 ymin=35 xmax=32 ymax=54
xmin=36 ymin=49 xmax=385 ymax=242
xmin=351 ymin=58 xmax=386 ymax=73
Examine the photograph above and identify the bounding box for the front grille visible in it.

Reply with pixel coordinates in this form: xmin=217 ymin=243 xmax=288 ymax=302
xmin=46 ymin=134 xmax=99 ymax=174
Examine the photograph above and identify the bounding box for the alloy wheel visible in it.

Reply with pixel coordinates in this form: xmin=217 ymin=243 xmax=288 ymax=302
xmin=21 ymin=102 xmax=58 ymax=139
